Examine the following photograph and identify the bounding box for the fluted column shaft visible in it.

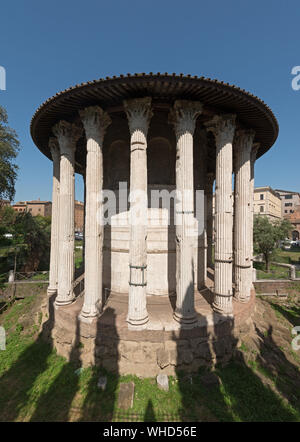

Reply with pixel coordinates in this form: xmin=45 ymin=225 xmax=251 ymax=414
xmin=234 ymin=130 xmax=255 ymax=302
xmin=196 ymin=134 xmax=207 ymax=290
xmin=79 ymin=106 xmax=111 ymax=319
xmin=206 ymin=173 xmax=214 ymax=269
xmin=124 ymin=98 xmax=153 ymax=327
xmin=250 ymin=144 xmax=259 ymax=282
xmin=170 ymin=100 xmax=203 ymax=324
xmin=207 ymin=115 xmax=236 ymax=314
xmin=53 ymin=121 xmax=82 ymax=306
xmin=47 ymin=138 xmax=60 ymax=296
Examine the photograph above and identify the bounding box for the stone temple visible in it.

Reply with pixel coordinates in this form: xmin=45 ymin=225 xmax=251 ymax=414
xmin=31 ymin=73 xmax=278 ymax=376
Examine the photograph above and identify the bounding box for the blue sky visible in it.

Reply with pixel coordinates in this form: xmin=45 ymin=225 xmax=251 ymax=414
xmin=0 ymin=0 xmax=300 ymax=202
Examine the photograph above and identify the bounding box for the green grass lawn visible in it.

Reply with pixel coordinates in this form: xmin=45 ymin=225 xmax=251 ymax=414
xmin=273 ymin=248 xmax=300 ymax=265
xmin=254 ymin=248 xmax=300 ymax=280
xmin=254 ymin=261 xmax=290 ymax=280
xmin=1 ymin=293 xmax=300 ymax=422
xmin=75 ymin=241 xmax=83 ymax=269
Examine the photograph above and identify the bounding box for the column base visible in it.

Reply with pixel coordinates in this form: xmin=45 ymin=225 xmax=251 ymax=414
xmin=173 ymin=309 xmax=198 ymax=325
xmin=55 ymin=295 xmax=75 ymax=307
xmin=212 ymin=299 xmax=233 ymax=315
xmin=233 ymin=294 xmax=250 ymax=304
xmin=47 ymin=286 xmax=57 ymax=296
xmin=126 ymin=315 xmax=149 ymax=327
xmin=79 ymin=304 xmax=101 ymax=322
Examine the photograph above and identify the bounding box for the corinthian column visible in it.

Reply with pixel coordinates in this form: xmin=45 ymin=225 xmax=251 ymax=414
xmin=79 ymin=106 xmax=111 ymax=320
xmin=206 ymin=172 xmax=214 ymax=269
xmin=124 ymin=97 xmax=153 ymax=327
xmin=169 ymin=100 xmax=203 ymax=325
xmin=53 ymin=121 xmax=82 ymax=306
xmin=234 ymin=129 xmax=255 ymax=302
xmin=47 ymin=137 xmax=60 ymax=296
xmin=250 ymin=143 xmax=259 ymax=283
xmin=206 ymin=114 xmax=236 ymax=315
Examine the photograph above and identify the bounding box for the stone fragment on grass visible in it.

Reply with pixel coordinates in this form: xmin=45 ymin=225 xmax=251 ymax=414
xmin=117 ymin=382 xmax=135 ymax=409
xmin=97 ymin=375 xmax=107 ymax=390
xmin=157 ymin=373 xmax=169 ymax=391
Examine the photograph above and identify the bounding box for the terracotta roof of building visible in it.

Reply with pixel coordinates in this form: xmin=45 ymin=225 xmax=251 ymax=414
xmin=31 ymin=72 xmax=279 ymax=172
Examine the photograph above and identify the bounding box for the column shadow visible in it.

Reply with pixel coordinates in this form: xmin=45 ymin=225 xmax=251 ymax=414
xmin=29 ymin=313 xmax=82 ymax=421
xmin=174 ymin=286 xmax=300 ymax=421
xmin=0 ymin=293 xmax=56 ymax=421
xmin=78 ymin=307 xmax=120 ymax=421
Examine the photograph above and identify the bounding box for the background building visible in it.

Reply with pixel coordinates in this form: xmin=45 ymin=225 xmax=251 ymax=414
xmin=0 ymin=199 xmax=11 ymax=208
xmin=253 ymin=186 xmax=282 ymax=220
xmin=11 ymin=198 xmax=84 ymax=230
xmin=274 ymin=189 xmax=300 ymax=216
xmin=75 ymin=200 xmax=84 ymax=232
xmin=288 ymin=207 xmax=300 ymax=240
xmin=12 ymin=199 xmax=52 ymax=216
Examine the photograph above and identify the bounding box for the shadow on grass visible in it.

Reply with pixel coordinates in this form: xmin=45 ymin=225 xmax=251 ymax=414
xmin=0 ymin=294 xmax=56 ymax=421
xmin=29 ymin=315 xmax=82 ymax=421
xmin=1 ymin=290 xmax=300 ymax=421
xmin=174 ymin=289 xmax=300 ymax=422
xmin=268 ymin=302 xmax=300 ymax=327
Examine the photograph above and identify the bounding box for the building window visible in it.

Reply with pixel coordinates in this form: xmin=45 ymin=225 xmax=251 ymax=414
xmin=285 ymin=195 xmax=292 ymax=199
xmin=260 ymin=206 xmax=264 ymax=212
xmin=285 ymin=203 xmax=292 ymax=207
xmin=285 ymin=210 xmax=288 ymax=213
xmin=260 ymin=194 xmax=264 ymax=200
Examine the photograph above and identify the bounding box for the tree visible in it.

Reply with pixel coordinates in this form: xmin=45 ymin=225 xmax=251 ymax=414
xmin=0 ymin=105 xmax=20 ymax=202
xmin=12 ymin=213 xmax=51 ymax=271
xmin=253 ymin=215 xmax=292 ymax=271
xmin=0 ymin=208 xmax=51 ymax=273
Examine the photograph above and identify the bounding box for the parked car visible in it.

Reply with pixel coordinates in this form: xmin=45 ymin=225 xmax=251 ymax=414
xmin=75 ymin=232 xmax=83 ymax=240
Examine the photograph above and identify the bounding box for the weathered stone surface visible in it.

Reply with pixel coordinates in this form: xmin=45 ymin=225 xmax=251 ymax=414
xmin=182 ymin=349 xmax=194 ymax=364
xmin=48 ymin=289 xmax=255 ymax=377
xmin=117 ymin=382 xmax=135 ymax=409
xmin=157 ymin=348 xmax=169 ymax=368
xmin=157 ymin=373 xmax=169 ymax=391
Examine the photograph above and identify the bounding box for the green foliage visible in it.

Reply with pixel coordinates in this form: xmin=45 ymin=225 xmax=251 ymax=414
xmin=253 ymin=216 xmax=292 ymax=271
xmin=0 ymin=208 xmax=51 ymax=272
xmin=0 ymin=105 xmax=20 ymax=202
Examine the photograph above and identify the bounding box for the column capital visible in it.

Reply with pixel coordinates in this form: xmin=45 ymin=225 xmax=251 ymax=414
xmin=205 ymin=113 xmax=236 ymax=145
xmin=52 ymin=120 xmax=82 ymax=155
xmin=235 ymin=128 xmax=255 ymax=152
xmin=49 ymin=137 xmax=60 ymax=162
xmin=251 ymin=142 xmax=260 ymax=163
xmin=169 ymin=100 xmax=203 ymax=137
xmin=123 ymin=97 xmax=153 ymax=135
xmin=79 ymin=105 xmax=111 ymax=145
